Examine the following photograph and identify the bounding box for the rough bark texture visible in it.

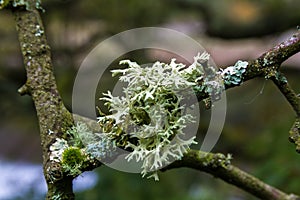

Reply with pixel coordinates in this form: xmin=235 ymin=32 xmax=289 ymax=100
xmin=12 ymin=1 xmax=75 ymax=199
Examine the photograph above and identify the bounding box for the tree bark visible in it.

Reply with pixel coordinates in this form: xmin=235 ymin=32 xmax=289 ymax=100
xmin=12 ymin=1 xmax=75 ymax=199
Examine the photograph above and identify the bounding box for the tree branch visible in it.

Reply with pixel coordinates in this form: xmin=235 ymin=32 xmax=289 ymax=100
xmin=71 ymin=31 xmax=300 ymax=199
xmin=195 ymin=32 xmax=300 ymax=102
xmin=7 ymin=0 xmax=300 ymax=198
xmin=11 ymin=1 xmax=75 ymax=199
xmin=244 ymin=32 xmax=300 ymax=82
xmin=270 ymin=72 xmax=300 ymax=117
xmin=162 ymin=150 xmax=300 ymax=200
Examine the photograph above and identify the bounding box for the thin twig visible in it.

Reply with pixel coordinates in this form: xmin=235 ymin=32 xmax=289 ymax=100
xmin=270 ymin=72 xmax=300 ymax=117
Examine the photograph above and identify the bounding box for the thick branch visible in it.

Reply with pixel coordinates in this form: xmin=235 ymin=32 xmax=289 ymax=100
xmin=12 ymin=1 xmax=75 ymax=199
xmin=244 ymin=32 xmax=300 ymax=82
xmin=162 ymin=150 xmax=300 ymax=200
xmin=195 ymin=32 xmax=300 ymax=104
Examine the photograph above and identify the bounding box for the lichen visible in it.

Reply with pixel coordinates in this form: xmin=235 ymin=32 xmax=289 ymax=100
xmin=98 ymin=54 xmax=221 ymax=180
xmin=49 ymin=137 xmax=86 ymax=177
xmin=66 ymin=122 xmax=117 ymax=160
xmin=49 ymin=123 xmax=117 ymax=177
xmin=186 ymin=52 xmax=224 ymax=100
xmin=0 ymin=0 xmax=44 ymax=11
xmin=34 ymin=25 xmax=44 ymax=37
xmin=220 ymin=60 xmax=248 ymax=87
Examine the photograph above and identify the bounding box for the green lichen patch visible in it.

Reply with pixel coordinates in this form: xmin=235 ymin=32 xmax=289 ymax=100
xmin=49 ymin=123 xmax=116 ymax=177
xmin=220 ymin=60 xmax=248 ymax=87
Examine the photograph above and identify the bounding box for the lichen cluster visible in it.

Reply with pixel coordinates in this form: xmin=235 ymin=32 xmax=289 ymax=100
xmin=48 ymin=53 xmax=249 ymax=180
xmin=98 ymin=52 xmax=226 ymax=179
xmin=49 ymin=123 xmax=116 ymax=177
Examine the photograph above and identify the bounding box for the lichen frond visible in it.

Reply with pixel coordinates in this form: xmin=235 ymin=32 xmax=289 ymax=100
xmin=98 ymin=53 xmax=219 ymax=180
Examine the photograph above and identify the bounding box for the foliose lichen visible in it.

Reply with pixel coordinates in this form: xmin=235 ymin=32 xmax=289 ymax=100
xmin=220 ymin=60 xmax=248 ymax=87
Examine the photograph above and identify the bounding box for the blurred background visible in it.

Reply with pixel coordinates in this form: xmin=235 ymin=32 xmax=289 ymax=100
xmin=0 ymin=0 xmax=300 ymax=199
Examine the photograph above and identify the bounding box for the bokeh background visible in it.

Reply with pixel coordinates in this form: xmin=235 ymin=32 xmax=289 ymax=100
xmin=0 ymin=0 xmax=300 ymax=199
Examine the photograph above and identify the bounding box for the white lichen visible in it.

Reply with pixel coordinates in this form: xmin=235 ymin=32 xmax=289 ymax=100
xmin=49 ymin=138 xmax=69 ymax=163
xmin=98 ymin=53 xmax=219 ymax=179
xmin=34 ymin=25 xmax=44 ymax=37
xmin=66 ymin=122 xmax=117 ymax=160
xmin=48 ymin=123 xmax=117 ymax=177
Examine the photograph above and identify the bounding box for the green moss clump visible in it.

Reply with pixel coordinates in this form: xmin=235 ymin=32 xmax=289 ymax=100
xmin=61 ymin=147 xmax=84 ymax=176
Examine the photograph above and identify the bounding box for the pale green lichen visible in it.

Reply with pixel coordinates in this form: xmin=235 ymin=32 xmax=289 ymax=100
xmin=49 ymin=137 xmax=86 ymax=177
xmin=49 ymin=138 xmax=69 ymax=163
xmin=220 ymin=60 xmax=248 ymax=86
xmin=185 ymin=52 xmax=224 ymax=100
xmin=98 ymin=53 xmax=220 ymax=179
xmin=49 ymin=123 xmax=117 ymax=177
xmin=66 ymin=122 xmax=117 ymax=160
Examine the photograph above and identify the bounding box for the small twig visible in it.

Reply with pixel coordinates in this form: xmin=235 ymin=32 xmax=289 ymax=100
xmin=270 ymin=72 xmax=300 ymax=117
xmin=17 ymin=83 xmax=31 ymax=96
xmin=238 ymin=32 xmax=300 ymax=86
xmin=162 ymin=150 xmax=300 ymax=200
